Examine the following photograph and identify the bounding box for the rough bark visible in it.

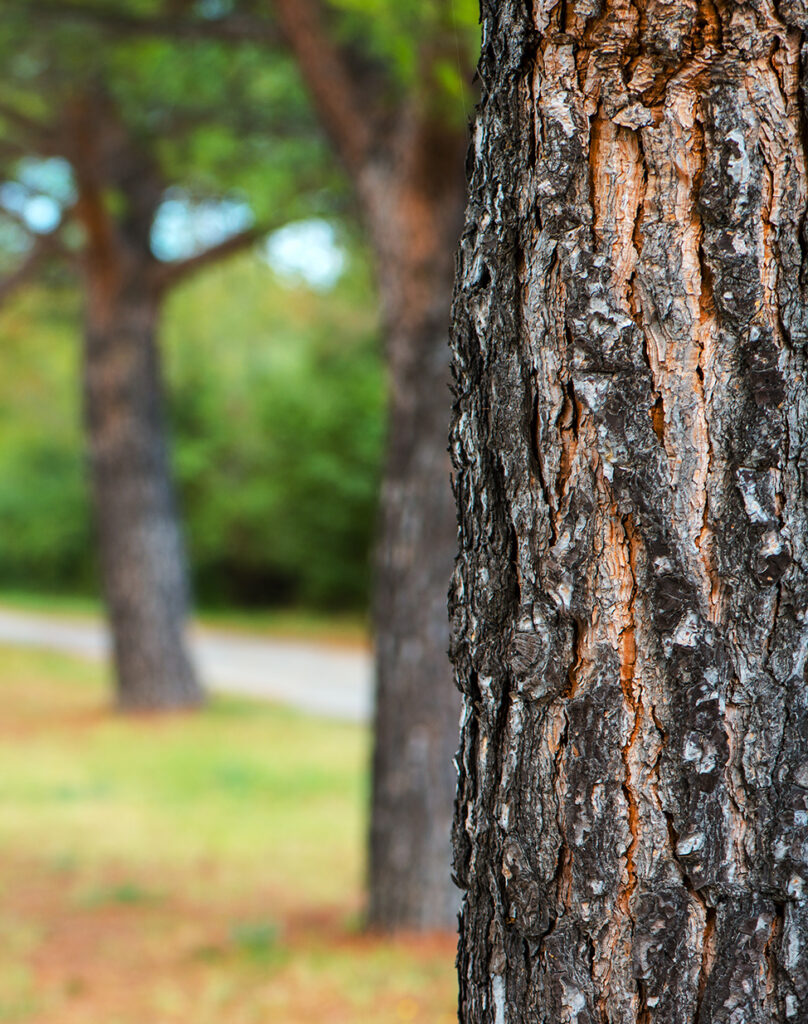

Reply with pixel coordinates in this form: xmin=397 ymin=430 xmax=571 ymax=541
xmin=451 ymin=1 xmax=808 ymax=1020
xmin=363 ymin=122 xmax=467 ymax=929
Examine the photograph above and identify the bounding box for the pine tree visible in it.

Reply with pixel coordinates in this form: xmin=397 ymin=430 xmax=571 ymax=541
xmin=451 ymin=0 xmax=808 ymax=1017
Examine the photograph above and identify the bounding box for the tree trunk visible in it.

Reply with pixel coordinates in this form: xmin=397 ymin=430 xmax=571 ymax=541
xmin=67 ymin=90 xmax=201 ymax=712
xmin=451 ymin=1 xmax=808 ymax=1020
xmin=267 ymin=0 xmax=470 ymax=931
xmin=364 ymin=137 xmax=466 ymax=930
xmin=84 ymin=276 xmax=201 ymax=711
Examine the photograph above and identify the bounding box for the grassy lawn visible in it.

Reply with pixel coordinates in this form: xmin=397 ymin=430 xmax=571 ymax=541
xmin=0 ymin=646 xmax=456 ymax=1024
xmin=0 ymin=589 xmax=369 ymax=647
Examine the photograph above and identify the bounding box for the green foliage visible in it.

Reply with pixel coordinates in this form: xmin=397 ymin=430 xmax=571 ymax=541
xmin=326 ymin=0 xmax=480 ymax=117
xmin=167 ymin=246 xmax=385 ymax=609
xmin=0 ymin=1 xmax=344 ymax=231
xmin=0 ymin=286 xmax=92 ymax=591
xmin=0 ymin=249 xmax=384 ymax=610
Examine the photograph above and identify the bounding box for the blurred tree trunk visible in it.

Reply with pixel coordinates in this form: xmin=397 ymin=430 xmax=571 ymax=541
xmin=272 ymin=0 xmax=467 ymax=930
xmin=363 ymin=130 xmax=466 ymax=931
xmin=451 ymin=1 xmax=808 ymax=1020
xmin=82 ymin=279 xmax=200 ymax=711
xmin=72 ymin=96 xmax=202 ymax=711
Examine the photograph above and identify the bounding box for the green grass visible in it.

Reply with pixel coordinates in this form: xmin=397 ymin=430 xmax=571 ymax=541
xmin=0 ymin=647 xmax=366 ymax=903
xmin=0 ymin=645 xmax=456 ymax=1024
xmin=0 ymin=587 xmax=100 ymax=617
xmin=0 ymin=588 xmax=368 ymax=645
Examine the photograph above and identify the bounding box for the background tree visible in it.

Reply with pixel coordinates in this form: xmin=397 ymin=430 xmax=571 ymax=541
xmin=0 ymin=249 xmax=383 ymax=611
xmin=271 ymin=0 xmax=477 ymax=932
xmin=0 ymin=8 xmax=329 ymax=708
xmin=452 ymin=0 xmax=808 ymax=1020
xmin=19 ymin=0 xmax=478 ymax=927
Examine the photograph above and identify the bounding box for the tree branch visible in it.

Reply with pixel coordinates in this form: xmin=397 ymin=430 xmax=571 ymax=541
xmin=271 ymin=0 xmax=374 ymax=175
xmin=151 ymin=225 xmax=266 ymax=292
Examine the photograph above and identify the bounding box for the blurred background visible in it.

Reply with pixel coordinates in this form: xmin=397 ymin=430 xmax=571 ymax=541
xmin=0 ymin=1 xmax=477 ymax=1021
xmin=0 ymin=210 xmax=383 ymax=615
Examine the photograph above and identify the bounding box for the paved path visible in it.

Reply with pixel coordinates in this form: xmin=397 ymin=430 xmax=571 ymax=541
xmin=0 ymin=607 xmax=373 ymax=722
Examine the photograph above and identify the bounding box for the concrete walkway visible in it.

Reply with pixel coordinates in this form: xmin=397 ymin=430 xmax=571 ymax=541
xmin=0 ymin=607 xmax=373 ymax=722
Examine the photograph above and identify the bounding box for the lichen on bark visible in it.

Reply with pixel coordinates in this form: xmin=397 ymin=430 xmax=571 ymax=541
xmin=450 ymin=0 xmax=808 ymax=1019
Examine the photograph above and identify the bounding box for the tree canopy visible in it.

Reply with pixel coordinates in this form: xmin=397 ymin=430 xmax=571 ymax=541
xmin=0 ymin=0 xmax=345 ymax=288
